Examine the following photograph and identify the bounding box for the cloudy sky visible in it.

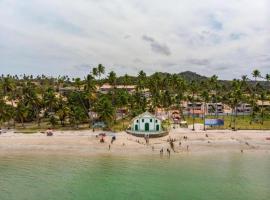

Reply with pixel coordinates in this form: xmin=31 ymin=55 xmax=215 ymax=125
xmin=0 ymin=0 xmax=269 ymax=79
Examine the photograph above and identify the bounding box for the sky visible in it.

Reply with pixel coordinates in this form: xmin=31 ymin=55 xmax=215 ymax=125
xmin=0 ymin=0 xmax=270 ymax=80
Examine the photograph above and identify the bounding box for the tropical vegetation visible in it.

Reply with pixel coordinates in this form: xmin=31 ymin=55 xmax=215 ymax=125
xmin=0 ymin=66 xmax=269 ymax=131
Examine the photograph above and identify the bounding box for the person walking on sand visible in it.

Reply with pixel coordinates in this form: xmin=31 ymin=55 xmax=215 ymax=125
xmin=109 ymin=144 xmax=111 ymax=150
xmin=111 ymin=135 xmax=116 ymax=144
xmin=160 ymin=148 xmax=163 ymax=153
xmin=170 ymin=140 xmax=175 ymax=152
xmin=187 ymin=145 xmax=189 ymax=151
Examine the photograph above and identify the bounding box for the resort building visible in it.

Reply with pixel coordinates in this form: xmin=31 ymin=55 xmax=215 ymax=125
xmin=186 ymin=102 xmax=204 ymax=117
xmin=237 ymin=103 xmax=252 ymax=113
xmin=126 ymin=111 xmax=168 ymax=137
xmin=184 ymin=102 xmax=226 ymax=116
xmin=206 ymin=103 xmax=224 ymax=114
xmin=98 ymin=84 xmax=136 ymax=94
xmin=257 ymin=100 xmax=270 ymax=110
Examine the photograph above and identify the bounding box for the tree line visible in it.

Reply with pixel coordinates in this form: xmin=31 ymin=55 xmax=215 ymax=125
xmin=0 ymin=65 xmax=269 ymax=130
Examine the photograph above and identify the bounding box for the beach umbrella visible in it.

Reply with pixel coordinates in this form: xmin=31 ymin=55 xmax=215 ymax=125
xmin=99 ymin=133 xmax=106 ymax=137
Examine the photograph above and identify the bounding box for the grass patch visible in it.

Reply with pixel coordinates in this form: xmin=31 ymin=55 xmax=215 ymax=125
xmin=185 ymin=115 xmax=270 ymax=130
xmin=111 ymin=118 xmax=131 ymax=132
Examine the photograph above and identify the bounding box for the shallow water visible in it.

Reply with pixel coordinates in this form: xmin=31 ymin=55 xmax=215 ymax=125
xmin=0 ymin=153 xmax=269 ymax=200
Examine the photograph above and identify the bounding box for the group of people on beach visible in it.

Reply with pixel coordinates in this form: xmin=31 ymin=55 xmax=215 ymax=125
xmin=159 ymin=148 xmax=171 ymax=157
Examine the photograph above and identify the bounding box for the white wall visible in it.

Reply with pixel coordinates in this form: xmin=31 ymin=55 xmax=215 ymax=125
xmin=132 ymin=115 xmax=161 ymax=132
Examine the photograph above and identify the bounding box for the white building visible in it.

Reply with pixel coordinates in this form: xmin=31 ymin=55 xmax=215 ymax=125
xmin=130 ymin=111 xmax=162 ymax=133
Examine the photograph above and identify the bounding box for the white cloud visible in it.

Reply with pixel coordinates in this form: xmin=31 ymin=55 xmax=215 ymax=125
xmin=0 ymin=0 xmax=269 ymax=79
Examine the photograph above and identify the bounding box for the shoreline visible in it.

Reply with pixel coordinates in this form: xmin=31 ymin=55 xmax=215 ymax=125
xmin=1 ymin=129 xmax=270 ymax=156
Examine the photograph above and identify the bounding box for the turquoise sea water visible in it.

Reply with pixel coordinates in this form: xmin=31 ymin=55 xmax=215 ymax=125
xmin=0 ymin=153 xmax=269 ymax=200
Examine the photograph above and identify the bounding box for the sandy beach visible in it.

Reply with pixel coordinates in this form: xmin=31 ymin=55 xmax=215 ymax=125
xmin=1 ymin=128 xmax=270 ymax=156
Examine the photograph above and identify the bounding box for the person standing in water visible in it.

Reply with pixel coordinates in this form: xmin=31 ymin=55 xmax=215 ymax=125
xmin=167 ymin=148 xmax=171 ymax=157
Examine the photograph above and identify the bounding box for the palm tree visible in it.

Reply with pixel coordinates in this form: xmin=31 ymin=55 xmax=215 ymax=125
xmin=123 ymin=74 xmax=130 ymax=90
xmin=251 ymin=69 xmax=261 ymax=123
xmin=108 ymin=71 xmax=117 ymax=87
xmin=95 ymin=96 xmax=115 ymax=128
xmin=174 ymin=77 xmax=187 ymax=121
xmin=97 ymin=64 xmax=105 ymax=81
xmin=252 ymin=69 xmax=261 ymax=82
xmin=201 ymin=90 xmax=210 ymax=131
xmin=22 ymin=81 xmax=43 ymax=127
xmin=0 ymin=96 xmax=7 ymax=127
xmin=137 ymin=70 xmax=147 ymax=91
xmin=266 ymin=74 xmax=270 ymax=86
xmin=209 ymin=75 xmax=220 ymax=118
xmin=229 ymin=79 xmax=243 ymax=131
xmin=74 ymin=78 xmax=81 ymax=90
xmin=92 ymin=67 xmax=98 ymax=79
xmin=189 ymin=80 xmax=198 ymax=131
xmin=93 ymin=64 xmax=105 ymax=85
xmin=84 ymin=74 xmax=96 ymax=127
xmin=16 ymin=101 xmax=29 ymax=128
xmin=259 ymin=91 xmax=267 ymax=125
xmin=56 ymin=97 xmax=70 ymax=127
xmin=43 ymin=88 xmax=57 ymax=115
xmin=2 ymin=77 xmax=15 ymax=96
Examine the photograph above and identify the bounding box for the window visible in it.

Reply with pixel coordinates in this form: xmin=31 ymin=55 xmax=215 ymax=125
xmin=142 ymin=119 xmax=144 ymax=123
xmin=150 ymin=119 xmax=152 ymax=122
xmin=136 ymin=120 xmax=139 ymax=123
xmin=155 ymin=120 xmax=158 ymax=123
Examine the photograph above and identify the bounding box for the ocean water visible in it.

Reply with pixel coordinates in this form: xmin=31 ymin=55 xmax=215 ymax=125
xmin=0 ymin=153 xmax=269 ymax=200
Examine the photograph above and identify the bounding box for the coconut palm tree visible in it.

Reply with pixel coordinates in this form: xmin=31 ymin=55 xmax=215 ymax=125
xmin=0 ymin=96 xmax=7 ymax=127
xmin=189 ymin=80 xmax=198 ymax=131
xmin=175 ymin=77 xmax=187 ymax=120
xmin=84 ymin=74 xmax=96 ymax=127
xmin=250 ymin=70 xmax=261 ymax=123
xmin=16 ymin=101 xmax=29 ymax=128
xmin=95 ymin=96 xmax=115 ymax=128
xmin=123 ymin=74 xmax=130 ymax=90
xmin=92 ymin=67 xmax=98 ymax=79
xmin=97 ymin=64 xmax=105 ymax=81
xmin=200 ymin=90 xmax=210 ymax=131
xmin=2 ymin=77 xmax=15 ymax=96
xmin=56 ymin=97 xmax=70 ymax=127
xmin=259 ymin=90 xmax=267 ymax=125
xmin=266 ymin=74 xmax=270 ymax=86
xmin=229 ymin=79 xmax=243 ymax=131
xmin=252 ymin=69 xmax=261 ymax=82
xmin=209 ymin=75 xmax=220 ymax=117
xmin=74 ymin=78 xmax=82 ymax=90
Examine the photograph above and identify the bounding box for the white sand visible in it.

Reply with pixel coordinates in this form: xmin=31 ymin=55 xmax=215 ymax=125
xmin=0 ymin=128 xmax=270 ymax=156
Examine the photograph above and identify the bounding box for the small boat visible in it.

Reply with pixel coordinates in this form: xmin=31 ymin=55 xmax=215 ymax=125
xmin=266 ymin=137 xmax=270 ymax=140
